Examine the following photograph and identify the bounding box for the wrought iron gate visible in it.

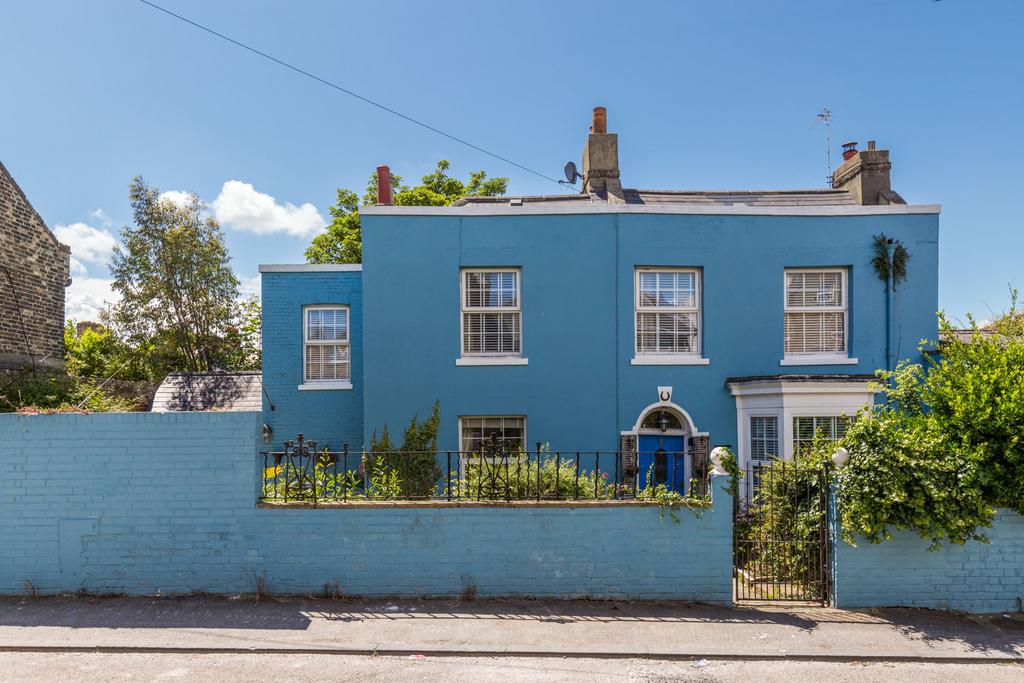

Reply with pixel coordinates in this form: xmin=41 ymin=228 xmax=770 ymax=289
xmin=733 ymin=462 xmax=831 ymax=604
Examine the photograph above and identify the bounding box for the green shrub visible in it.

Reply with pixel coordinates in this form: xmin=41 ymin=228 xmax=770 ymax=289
xmin=368 ymin=401 xmax=442 ymax=498
xmin=830 ymin=294 xmax=1024 ymax=549
xmin=0 ymin=371 xmax=139 ymax=413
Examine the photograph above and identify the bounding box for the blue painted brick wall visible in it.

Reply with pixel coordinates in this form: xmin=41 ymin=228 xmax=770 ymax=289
xmin=834 ymin=509 xmax=1024 ymax=613
xmin=0 ymin=413 xmax=733 ymax=602
xmin=261 ymin=269 xmax=363 ymax=451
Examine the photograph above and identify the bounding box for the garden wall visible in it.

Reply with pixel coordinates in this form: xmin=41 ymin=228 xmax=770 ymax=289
xmin=0 ymin=413 xmax=733 ymax=602
xmin=833 ymin=509 xmax=1024 ymax=613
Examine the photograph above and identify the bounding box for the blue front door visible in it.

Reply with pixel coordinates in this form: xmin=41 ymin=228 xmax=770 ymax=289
xmin=637 ymin=434 xmax=686 ymax=494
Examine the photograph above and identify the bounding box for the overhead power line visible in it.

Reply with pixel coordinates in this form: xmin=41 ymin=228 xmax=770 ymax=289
xmin=135 ymin=0 xmax=562 ymax=185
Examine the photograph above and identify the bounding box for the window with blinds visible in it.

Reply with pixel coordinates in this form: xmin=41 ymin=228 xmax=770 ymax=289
xmin=749 ymin=416 xmax=779 ymax=461
xmin=784 ymin=269 xmax=847 ymax=356
xmin=304 ymin=306 xmax=350 ymax=382
xmin=793 ymin=415 xmax=850 ymax=455
xmin=459 ymin=416 xmax=526 ymax=455
xmin=461 ymin=269 xmax=521 ymax=356
xmin=635 ymin=268 xmax=701 ymax=355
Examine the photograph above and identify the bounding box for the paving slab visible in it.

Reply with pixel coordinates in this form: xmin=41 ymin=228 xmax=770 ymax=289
xmin=0 ymin=597 xmax=1022 ymax=662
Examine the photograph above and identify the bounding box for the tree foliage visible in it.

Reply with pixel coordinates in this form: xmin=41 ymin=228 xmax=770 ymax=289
xmin=368 ymin=401 xmax=442 ymax=498
xmin=835 ymin=294 xmax=1024 ymax=548
xmin=106 ymin=178 xmax=242 ymax=373
xmin=305 ymin=161 xmax=509 ymax=264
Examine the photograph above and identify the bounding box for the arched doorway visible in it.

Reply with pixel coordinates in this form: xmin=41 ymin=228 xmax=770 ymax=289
xmin=635 ymin=405 xmax=690 ymax=494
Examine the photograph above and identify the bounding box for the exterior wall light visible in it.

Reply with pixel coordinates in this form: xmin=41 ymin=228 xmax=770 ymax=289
xmin=832 ymin=447 xmax=850 ymax=468
xmin=261 ymin=423 xmax=273 ymax=444
xmin=657 ymin=411 xmax=670 ymax=433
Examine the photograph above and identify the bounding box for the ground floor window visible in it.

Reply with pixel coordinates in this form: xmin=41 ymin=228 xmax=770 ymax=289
xmin=792 ymin=415 xmax=850 ymax=455
xmin=749 ymin=416 xmax=779 ymax=462
xmin=459 ymin=416 xmax=526 ymax=455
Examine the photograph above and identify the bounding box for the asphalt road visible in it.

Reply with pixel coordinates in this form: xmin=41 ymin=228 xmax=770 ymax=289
xmin=1 ymin=653 xmax=1022 ymax=682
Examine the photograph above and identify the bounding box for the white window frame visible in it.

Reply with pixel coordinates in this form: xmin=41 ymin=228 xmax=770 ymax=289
xmin=792 ymin=414 xmax=851 ymax=455
xmin=457 ymin=268 xmax=527 ymax=366
xmin=299 ymin=304 xmax=353 ymax=391
xmin=781 ymin=267 xmax=857 ymax=365
xmin=631 ymin=267 xmax=709 ymax=365
xmin=749 ymin=414 xmax=780 ymax=463
xmin=457 ymin=415 xmax=528 ymax=472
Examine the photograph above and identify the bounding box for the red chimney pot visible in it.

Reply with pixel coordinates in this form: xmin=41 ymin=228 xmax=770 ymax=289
xmin=842 ymin=141 xmax=858 ymax=161
xmin=591 ymin=107 xmax=607 ymax=134
xmin=376 ymin=165 xmax=392 ymax=205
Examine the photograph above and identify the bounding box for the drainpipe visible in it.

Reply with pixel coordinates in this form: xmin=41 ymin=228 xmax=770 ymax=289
xmin=885 ymin=240 xmax=896 ymax=371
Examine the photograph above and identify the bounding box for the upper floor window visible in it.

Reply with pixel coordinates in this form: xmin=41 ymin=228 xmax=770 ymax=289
xmin=784 ymin=269 xmax=847 ymax=357
xmin=461 ymin=269 xmax=521 ymax=357
xmin=635 ymin=268 xmax=701 ymax=356
xmin=304 ymin=305 xmax=350 ymax=383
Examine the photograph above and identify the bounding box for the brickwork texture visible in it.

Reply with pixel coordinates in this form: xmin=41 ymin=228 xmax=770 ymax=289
xmin=0 ymin=161 xmax=70 ymax=369
xmin=833 ymin=509 xmax=1024 ymax=613
xmin=261 ymin=270 xmax=363 ymax=451
xmin=0 ymin=412 xmax=734 ymax=602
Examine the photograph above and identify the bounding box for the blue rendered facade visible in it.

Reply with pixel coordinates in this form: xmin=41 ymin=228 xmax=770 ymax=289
xmin=260 ymin=266 xmax=363 ymax=452
xmin=260 ymin=205 xmax=939 ymax=466
xmin=358 ymin=208 xmax=938 ymax=453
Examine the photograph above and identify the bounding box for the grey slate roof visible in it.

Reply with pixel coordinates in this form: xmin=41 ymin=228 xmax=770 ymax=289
xmin=151 ymin=372 xmax=262 ymax=413
xmin=453 ymin=188 xmax=859 ymax=208
xmin=940 ymin=328 xmax=997 ymax=344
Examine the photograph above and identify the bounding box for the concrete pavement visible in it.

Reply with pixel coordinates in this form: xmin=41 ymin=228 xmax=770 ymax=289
xmin=0 ymin=596 xmax=1022 ymax=663
xmin=2 ymin=652 xmax=1022 ymax=683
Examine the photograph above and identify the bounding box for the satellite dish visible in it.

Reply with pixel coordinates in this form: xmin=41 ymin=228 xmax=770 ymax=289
xmin=563 ymin=161 xmax=581 ymax=185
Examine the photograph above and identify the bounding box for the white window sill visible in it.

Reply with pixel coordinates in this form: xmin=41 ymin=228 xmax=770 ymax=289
xmin=455 ymin=357 xmax=529 ymax=366
xmin=779 ymin=356 xmax=859 ymax=366
xmin=298 ymin=381 xmax=354 ymax=391
xmin=631 ymin=355 xmax=710 ymax=366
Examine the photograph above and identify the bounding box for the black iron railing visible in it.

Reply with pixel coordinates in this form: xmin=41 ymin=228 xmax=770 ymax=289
xmin=733 ymin=461 xmax=831 ymax=604
xmin=259 ymin=434 xmax=712 ymax=503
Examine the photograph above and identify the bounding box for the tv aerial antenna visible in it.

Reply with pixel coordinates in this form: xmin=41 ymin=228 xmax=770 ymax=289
xmin=811 ymin=108 xmax=833 ymax=188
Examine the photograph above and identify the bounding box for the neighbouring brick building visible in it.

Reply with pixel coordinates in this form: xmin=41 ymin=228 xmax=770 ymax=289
xmin=0 ymin=160 xmax=70 ymax=370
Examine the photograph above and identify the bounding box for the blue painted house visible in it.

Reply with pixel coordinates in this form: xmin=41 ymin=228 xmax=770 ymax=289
xmin=260 ymin=109 xmax=939 ymax=495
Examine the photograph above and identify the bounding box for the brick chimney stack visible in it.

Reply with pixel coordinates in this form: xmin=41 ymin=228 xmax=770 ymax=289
xmin=832 ymin=140 xmax=905 ymax=205
xmin=581 ymin=107 xmax=624 ymax=203
xmin=376 ymin=165 xmax=393 ymax=205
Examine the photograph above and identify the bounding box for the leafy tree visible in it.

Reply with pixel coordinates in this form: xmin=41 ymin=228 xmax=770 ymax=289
xmin=63 ymin=321 xmax=154 ymax=382
xmin=305 ymin=161 xmax=508 ymax=264
xmin=368 ymin=401 xmax=442 ymax=498
xmin=835 ymin=292 xmax=1024 ymax=548
xmin=106 ymin=178 xmax=241 ymax=373
xmin=221 ymin=296 xmax=262 ymax=371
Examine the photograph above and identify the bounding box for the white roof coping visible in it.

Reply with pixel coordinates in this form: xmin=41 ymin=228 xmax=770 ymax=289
xmin=361 ymin=203 xmax=940 ymax=217
xmin=258 ymin=264 xmax=362 ymax=273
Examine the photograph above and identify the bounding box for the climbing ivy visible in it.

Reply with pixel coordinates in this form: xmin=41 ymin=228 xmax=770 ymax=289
xmin=834 ymin=297 xmax=1024 ymax=549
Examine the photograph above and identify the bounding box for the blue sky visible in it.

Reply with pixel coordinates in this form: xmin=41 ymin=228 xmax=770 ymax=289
xmin=2 ymin=0 xmax=1021 ymax=322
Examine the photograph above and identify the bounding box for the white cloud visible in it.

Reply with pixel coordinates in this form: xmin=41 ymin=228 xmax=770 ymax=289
xmin=212 ymin=180 xmax=324 ymax=237
xmin=158 ymin=190 xmax=193 ymax=208
xmin=238 ymin=274 xmax=262 ymax=300
xmin=65 ymin=276 xmax=118 ymax=322
xmin=89 ymin=208 xmax=111 ymax=225
xmin=53 ymin=222 xmax=119 ymax=272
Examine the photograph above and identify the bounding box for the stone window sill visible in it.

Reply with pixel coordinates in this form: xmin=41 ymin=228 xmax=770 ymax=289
xmin=631 ymin=355 xmax=710 ymax=366
xmin=298 ymin=381 xmax=354 ymax=391
xmin=455 ymin=357 xmax=529 ymax=366
xmin=779 ymin=356 xmax=859 ymax=366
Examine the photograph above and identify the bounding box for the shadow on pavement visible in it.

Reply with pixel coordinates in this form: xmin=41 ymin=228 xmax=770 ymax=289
xmin=0 ymin=596 xmax=1022 ymax=657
